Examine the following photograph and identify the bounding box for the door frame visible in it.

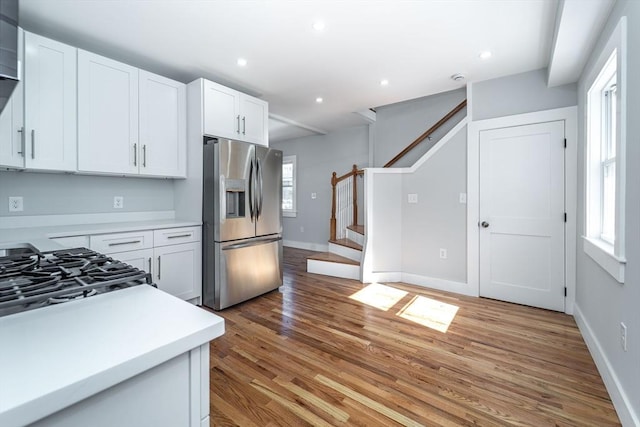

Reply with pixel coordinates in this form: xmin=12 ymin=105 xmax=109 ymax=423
xmin=467 ymin=106 xmax=578 ymax=314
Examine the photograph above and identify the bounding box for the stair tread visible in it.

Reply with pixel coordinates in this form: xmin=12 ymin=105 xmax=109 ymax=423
xmin=307 ymin=252 xmax=360 ymax=266
xmin=329 ymin=238 xmax=362 ymax=251
xmin=347 ymin=225 xmax=365 ymax=235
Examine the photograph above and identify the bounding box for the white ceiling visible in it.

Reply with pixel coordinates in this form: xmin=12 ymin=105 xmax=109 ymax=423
xmin=18 ymin=0 xmax=599 ymax=143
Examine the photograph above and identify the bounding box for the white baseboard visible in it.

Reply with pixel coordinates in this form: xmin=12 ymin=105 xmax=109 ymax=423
xmin=574 ymin=304 xmax=639 ymax=426
xmin=401 ymin=273 xmax=477 ymax=297
xmin=363 ymin=272 xmax=402 ymax=283
xmin=283 ymin=240 xmax=328 ymax=252
xmin=0 ymin=211 xmax=176 ymax=229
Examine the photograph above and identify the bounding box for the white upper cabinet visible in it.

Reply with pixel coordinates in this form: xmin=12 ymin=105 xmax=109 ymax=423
xmin=202 ymin=79 xmax=268 ymax=146
xmin=0 ymin=30 xmax=24 ymax=169
xmin=78 ymin=50 xmax=139 ymax=175
xmin=203 ymin=80 xmax=239 ymax=141
xmin=239 ymin=93 xmax=268 ymax=145
xmin=139 ymin=70 xmax=186 ymax=178
xmin=24 ymin=32 xmax=77 ymax=171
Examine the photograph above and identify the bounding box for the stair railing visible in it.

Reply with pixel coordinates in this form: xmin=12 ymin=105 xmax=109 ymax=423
xmin=383 ymin=99 xmax=467 ymax=168
xmin=330 ymin=164 xmax=364 ymax=241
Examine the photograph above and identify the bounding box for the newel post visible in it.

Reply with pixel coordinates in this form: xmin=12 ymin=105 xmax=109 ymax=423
xmin=330 ymin=172 xmax=337 ymax=241
xmin=352 ymin=164 xmax=358 ymax=227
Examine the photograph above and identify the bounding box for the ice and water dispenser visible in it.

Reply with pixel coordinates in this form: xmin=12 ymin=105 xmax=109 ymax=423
xmin=223 ymin=179 xmax=246 ymax=218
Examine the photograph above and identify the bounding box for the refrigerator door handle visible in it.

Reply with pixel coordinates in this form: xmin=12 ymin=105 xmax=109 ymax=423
xmin=220 ymin=176 xmax=226 ymax=222
xmin=222 ymin=236 xmax=281 ymax=251
xmin=248 ymin=158 xmax=255 ymax=221
xmin=256 ymin=157 xmax=264 ymax=219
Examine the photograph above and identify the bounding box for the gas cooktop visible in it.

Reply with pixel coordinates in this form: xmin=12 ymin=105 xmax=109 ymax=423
xmin=0 ymin=247 xmax=154 ymax=317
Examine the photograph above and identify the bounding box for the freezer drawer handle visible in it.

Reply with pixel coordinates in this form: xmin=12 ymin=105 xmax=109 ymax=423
xmin=167 ymin=234 xmax=192 ymax=239
xmin=222 ymin=237 xmax=281 ymax=251
xmin=108 ymin=240 xmax=142 ymax=246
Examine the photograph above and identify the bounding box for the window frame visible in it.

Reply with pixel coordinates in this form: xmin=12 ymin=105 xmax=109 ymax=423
xmin=282 ymin=155 xmax=297 ymax=217
xmin=583 ymin=17 xmax=627 ymax=283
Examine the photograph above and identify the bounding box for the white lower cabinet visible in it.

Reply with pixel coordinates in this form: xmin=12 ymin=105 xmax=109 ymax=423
xmin=50 ymin=225 xmax=202 ymax=303
xmin=154 ymin=241 xmax=202 ymax=302
xmin=30 ymin=344 xmax=210 ymax=427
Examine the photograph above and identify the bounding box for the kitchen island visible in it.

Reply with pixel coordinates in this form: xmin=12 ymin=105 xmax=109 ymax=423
xmin=0 ymin=285 xmax=224 ymax=427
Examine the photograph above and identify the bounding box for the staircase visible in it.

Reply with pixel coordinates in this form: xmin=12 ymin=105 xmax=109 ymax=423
xmin=307 ymin=225 xmax=364 ymax=280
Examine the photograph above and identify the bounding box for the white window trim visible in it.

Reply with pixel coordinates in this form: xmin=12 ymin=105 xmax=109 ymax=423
xmin=583 ymin=16 xmax=626 ymax=283
xmin=282 ymin=155 xmax=297 ymax=217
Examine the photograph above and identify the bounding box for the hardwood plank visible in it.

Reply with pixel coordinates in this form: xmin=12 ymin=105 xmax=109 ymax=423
xmin=208 ymin=247 xmax=620 ymax=426
xmin=347 ymin=224 xmax=365 ymax=235
xmin=307 ymin=251 xmax=360 ymax=265
xmin=329 ymin=238 xmax=363 ymax=251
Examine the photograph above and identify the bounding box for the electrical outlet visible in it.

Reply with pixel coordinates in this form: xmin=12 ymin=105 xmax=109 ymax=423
xmin=311 ymin=192 xmax=317 ymax=199
xmin=113 ymin=196 xmax=124 ymax=209
xmin=408 ymin=193 xmax=418 ymax=204
xmin=9 ymin=196 xmax=23 ymax=212
xmin=621 ymin=322 xmax=628 ymax=351
xmin=459 ymin=193 xmax=467 ymax=204
xmin=439 ymin=248 xmax=447 ymax=259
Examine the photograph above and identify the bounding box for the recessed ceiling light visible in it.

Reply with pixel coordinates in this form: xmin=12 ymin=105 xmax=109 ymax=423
xmin=315 ymin=97 xmax=323 ymax=103
xmin=312 ymin=20 xmax=325 ymax=31
xmin=380 ymin=79 xmax=389 ymax=86
xmin=451 ymin=73 xmax=465 ymax=82
xmin=479 ymin=51 xmax=492 ymax=60
xmin=237 ymin=58 xmax=247 ymax=67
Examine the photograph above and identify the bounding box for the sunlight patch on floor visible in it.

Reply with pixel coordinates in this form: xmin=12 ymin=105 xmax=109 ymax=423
xmin=396 ymin=295 xmax=459 ymax=333
xmin=349 ymin=283 xmax=408 ymax=311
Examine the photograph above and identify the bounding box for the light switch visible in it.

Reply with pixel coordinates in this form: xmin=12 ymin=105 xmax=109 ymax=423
xmin=459 ymin=193 xmax=467 ymax=204
xmin=408 ymin=193 xmax=418 ymax=204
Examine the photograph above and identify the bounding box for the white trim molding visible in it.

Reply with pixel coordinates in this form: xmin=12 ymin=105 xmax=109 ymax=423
xmin=283 ymin=240 xmax=328 ymax=252
xmin=467 ymin=106 xmax=578 ymax=314
xmin=583 ymin=237 xmax=626 ymax=283
xmin=574 ymin=304 xmax=639 ymax=426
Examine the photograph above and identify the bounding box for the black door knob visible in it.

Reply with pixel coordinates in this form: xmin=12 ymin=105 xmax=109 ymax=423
xmin=481 ymin=221 xmax=490 ymax=228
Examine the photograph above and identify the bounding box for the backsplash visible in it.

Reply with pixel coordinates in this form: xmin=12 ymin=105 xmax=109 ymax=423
xmin=0 ymin=171 xmax=174 ymax=216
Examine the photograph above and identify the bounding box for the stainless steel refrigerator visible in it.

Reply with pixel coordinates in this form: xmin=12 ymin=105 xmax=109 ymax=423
xmin=202 ymin=138 xmax=283 ymax=310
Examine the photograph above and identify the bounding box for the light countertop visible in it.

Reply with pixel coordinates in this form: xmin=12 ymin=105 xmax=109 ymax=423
xmin=0 ymin=219 xmax=201 ymax=252
xmin=0 ymin=285 xmax=224 ymax=427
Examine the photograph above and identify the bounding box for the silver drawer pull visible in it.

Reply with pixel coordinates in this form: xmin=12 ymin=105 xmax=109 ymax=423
xmin=157 ymin=256 xmax=161 ymax=280
xmin=108 ymin=240 xmax=142 ymax=246
xmin=167 ymin=234 xmax=191 ymax=239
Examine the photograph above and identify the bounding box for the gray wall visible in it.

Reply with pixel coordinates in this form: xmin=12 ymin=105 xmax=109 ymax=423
xmin=0 ymin=171 xmax=174 ymax=216
xmin=472 ymin=68 xmax=577 ymax=121
xmin=271 ymin=125 xmax=369 ymax=248
xmin=575 ymin=0 xmax=640 ymax=421
xmin=374 ymin=88 xmax=466 ymax=168
xmin=402 ymin=126 xmax=466 ymax=282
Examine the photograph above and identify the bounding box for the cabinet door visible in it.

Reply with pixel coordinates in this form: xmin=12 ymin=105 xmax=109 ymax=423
xmin=154 ymin=241 xmax=201 ymax=301
xmin=0 ymin=29 xmax=24 ymax=168
xmin=139 ymin=70 xmax=186 ymax=178
xmin=203 ymin=80 xmax=239 ymax=140
xmin=78 ymin=50 xmax=138 ymax=175
xmin=239 ymin=94 xmax=268 ymax=146
xmin=110 ymin=248 xmax=154 ymax=276
xmin=24 ymin=32 xmax=76 ymax=171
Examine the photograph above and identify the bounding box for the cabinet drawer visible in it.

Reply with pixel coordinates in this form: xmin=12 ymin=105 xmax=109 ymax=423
xmin=153 ymin=226 xmax=200 ymax=247
xmin=90 ymin=231 xmax=153 ymax=254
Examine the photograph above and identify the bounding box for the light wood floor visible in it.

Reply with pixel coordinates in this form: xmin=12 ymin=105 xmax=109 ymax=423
xmin=207 ymin=247 xmax=619 ymax=426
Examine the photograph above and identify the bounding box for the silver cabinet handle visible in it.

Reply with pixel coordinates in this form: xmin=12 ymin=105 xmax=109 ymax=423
xmin=108 ymin=240 xmax=142 ymax=246
xmin=148 ymin=257 xmax=152 ymax=273
xmin=157 ymin=256 xmax=161 ymax=280
xmin=167 ymin=234 xmax=191 ymax=239
xmin=143 ymin=144 xmax=147 ymax=167
xmin=17 ymin=127 xmax=25 ymax=156
xmin=242 ymin=116 xmax=246 ymax=135
xmin=133 ymin=143 xmax=137 ymax=166
xmin=236 ymin=115 xmax=240 ymax=133
xmin=31 ymin=129 xmax=35 ymax=159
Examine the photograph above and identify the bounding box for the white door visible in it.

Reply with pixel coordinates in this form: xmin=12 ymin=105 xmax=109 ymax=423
xmin=239 ymin=94 xmax=268 ymax=146
xmin=77 ymin=50 xmax=138 ymax=175
xmin=203 ymin=80 xmax=239 ymax=140
xmin=24 ymin=32 xmax=77 ymax=171
xmin=139 ymin=70 xmax=186 ymax=178
xmin=479 ymin=121 xmax=565 ymax=311
xmin=154 ymin=242 xmax=202 ymax=301
xmin=111 ymin=249 xmax=154 ymax=276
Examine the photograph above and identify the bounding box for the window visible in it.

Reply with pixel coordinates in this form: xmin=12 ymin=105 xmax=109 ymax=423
xmin=584 ymin=17 xmax=626 ymax=283
xmin=282 ymin=155 xmax=296 ymax=217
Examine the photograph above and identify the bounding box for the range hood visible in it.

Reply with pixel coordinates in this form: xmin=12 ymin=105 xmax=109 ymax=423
xmin=0 ymin=0 xmax=19 ymax=114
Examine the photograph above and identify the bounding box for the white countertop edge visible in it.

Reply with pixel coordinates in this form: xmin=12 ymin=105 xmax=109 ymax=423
xmin=0 ymin=287 xmax=225 ymax=427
